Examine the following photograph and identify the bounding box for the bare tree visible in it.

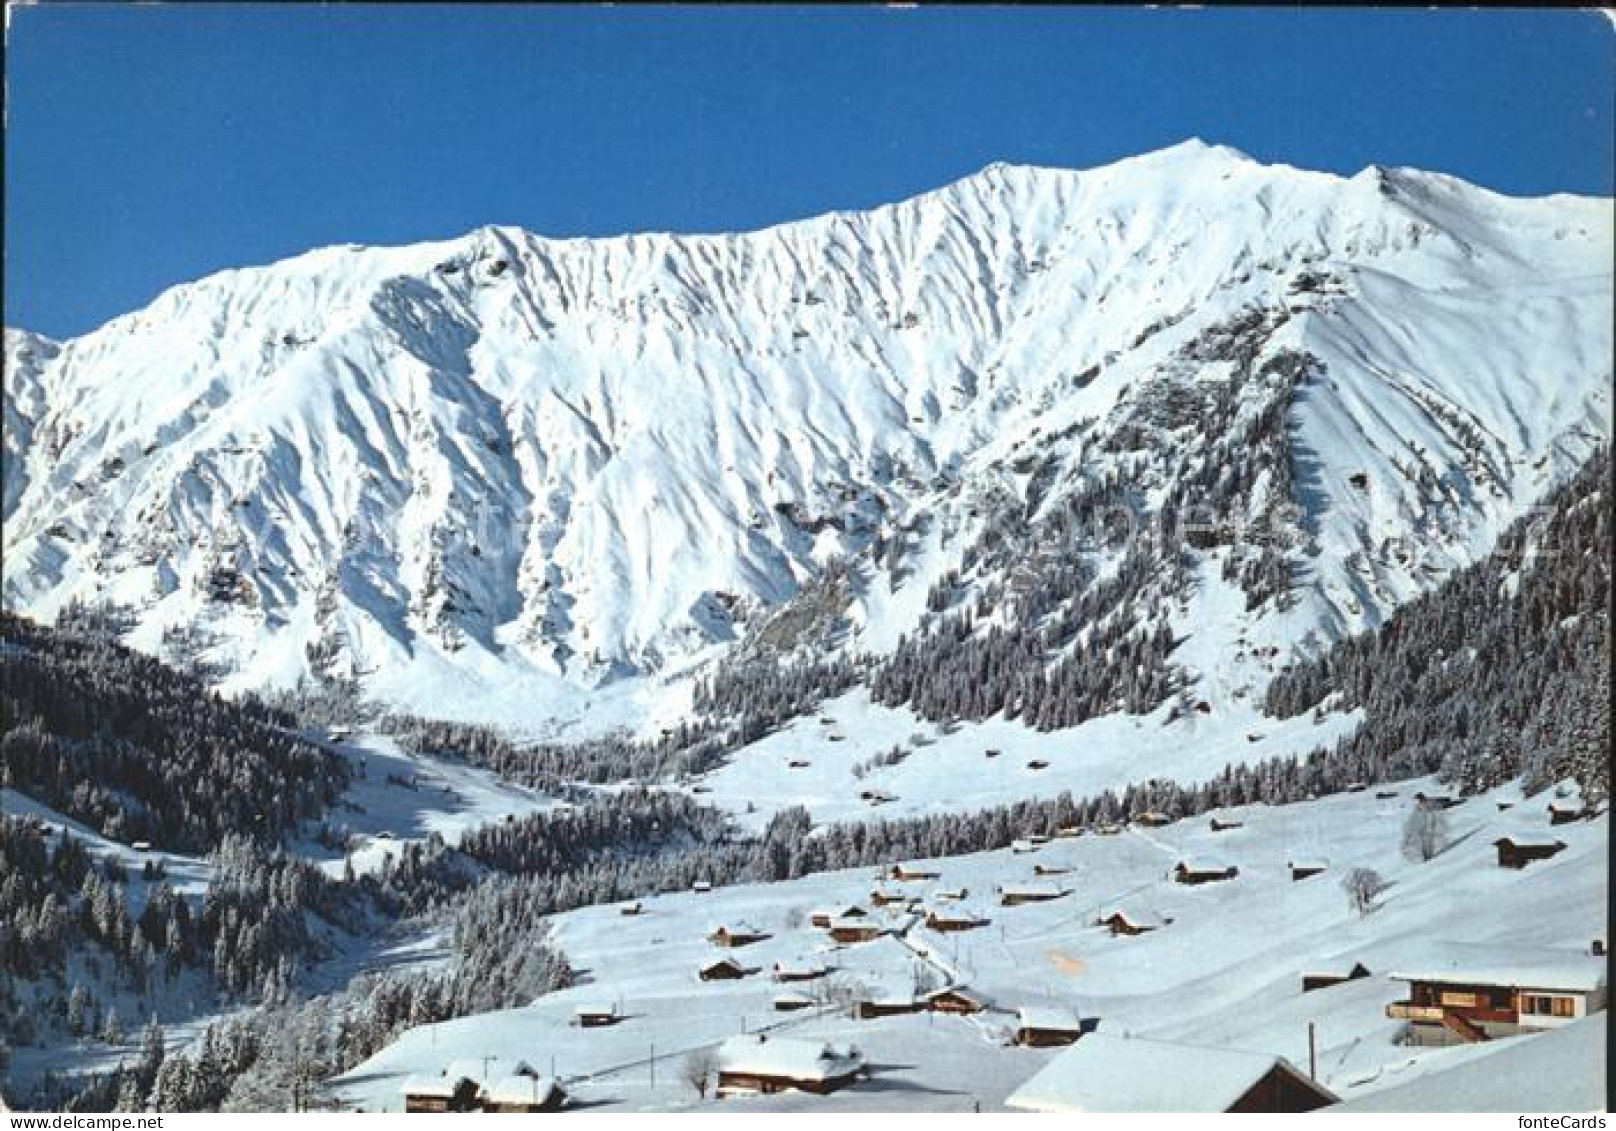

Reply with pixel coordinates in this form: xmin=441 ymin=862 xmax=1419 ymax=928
xmin=783 ymin=907 xmax=806 ymax=930
xmin=1341 ymin=868 xmax=1387 ymax=915
xmin=682 ymin=1047 xmax=719 ymax=1100
xmin=1402 ymin=806 xmax=1449 ymax=862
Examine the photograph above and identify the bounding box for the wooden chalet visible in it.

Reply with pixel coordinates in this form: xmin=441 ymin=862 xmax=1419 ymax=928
xmin=1133 ymin=811 xmax=1174 ymax=828
xmin=708 ymin=921 xmax=771 ymax=947
xmin=1033 ymin=862 xmax=1072 ymax=876
xmin=715 ymin=1035 xmax=865 ymax=1097
xmin=773 ymin=992 xmax=815 ymax=1012
xmin=932 ymin=885 xmax=969 ymax=902
xmin=1301 ymin=961 xmax=1371 ymax=993
xmin=698 ymin=956 xmax=750 ymax=981
xmin=856 ymin=988 xmax=924 ymax=1019
xmin=924 ymin=905 xmax=991 ymax=933
xmin=401 ymin=1072 xmax=482 ymax=1113
xmin=1288 ymin=860 xmax=1327 ymax=882
xmin=868 ymin=886 xmax=906 ymax=907
xmin=1413 ymin=791 xmax=1459 ymax=811
xmin=889 ymin=863 xmax=941 ymax=882
xmin=1006 ymin=1034 xmax=1338 ymax=1113
xmin=1385 ymin=947 xmax=1608 ymax=1044
xmin=827 ymin=917 xmax=887 ymax=944
xmin=810 ymin=904 xmax=866 ymax=928
xmin=925 ymin=987 xmax=986 ymax=1015
xmin=1174 ymin=858 xmax=1238 ymax=885
xmin=1015 ymin=1006 xmax=1085 ymax=1047
xmin=772 ymin=958 xmax=829 ymax=983
xmin=1548 ymin=800 xmax=1587 ymax=825
xmin=1209 ymin=815 xmax=1244 ymax=833
xmin=787 ymin=758 xmax=811 ymax=769
xmin=1001 ymin=882 xmax=1071 ymax=907
xmin=1374 ymin=789 xmax=1399 ymax=800
xmin=482 ymin=1073 xmax=567 ymax=1113
xmin=618 ymin=900 xmax=643 ymax=916
xmin=1011 ymin=838 xmax=1040 ymax=854
xmin=1101 ymin=908 xmax=1166 ymax=937
xmin=1493 ymin=834 xmax=1567 ymax=870
xmin=1026 ymin=759 xmax=1050 ymax=771
xmin=1095 ymin=823 xmax=1124 ymax=836
xmin=574 ymin=1003 xmax=621 ymax=1028
xmin=691 ymin=880 xmax=713 ymax=893
xmin=1056 ymin=825 xmax=1086 ymax=839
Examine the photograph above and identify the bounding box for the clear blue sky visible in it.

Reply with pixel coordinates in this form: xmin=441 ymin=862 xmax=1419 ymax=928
xmin=6 ymin=6 xmax=1612 ymax=339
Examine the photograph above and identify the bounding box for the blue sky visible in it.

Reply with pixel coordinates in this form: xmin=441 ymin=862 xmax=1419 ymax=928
xmin=6 ymin=6 xmax=1612 ymax=339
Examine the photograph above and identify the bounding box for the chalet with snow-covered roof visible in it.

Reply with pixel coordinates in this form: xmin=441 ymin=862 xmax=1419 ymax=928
xmin=708 ymin=921 xmax=771 ymax=947
xmin=774 ymin=992 xmax=815 ymax=1012
xmin=827 ymin=917 xmax=887 ymax=944
xmin=1095 ymin=823 xmax=1124 ymax=836
xmin=1548 ymin=800 xmax=1586 ymax=825
xmin=932 ymin=885 xmax=969 ymax=902
xmin=1015 ymin=1006 xmax=1086 ymax=1047
xmin=1011 ymin=838 xmax=1040 ymax=854
xmin=889 ymin=862 xmax=941 ymax=881
xmin=1174 ymin=858 xmax=1238 ymax=885
xmin=618 ymin=900 xmax=643 ymax=916
xmin=999 ymin=881 xmax=1070 ymax=907
xmin=809 ymin=904 xmax=866 ymax=928
xmin=1133 ymin=811 xmax=1173 ymax=827
xmin=925 ymin=987 xmax=987 ymax=1015
xmin=1413 ymin=791 xmax=1459 ymax=810
xmin=574 ymin=1003 xmax=621 ymax=1028
xmin=698 ymin=956 xmax=750 ymax=981
xmin=715 ymin=1035 xmax=865 ymax=1097
xmin=691 ymin=879 xmax=713 ymax=893
xmin=1101 ymin=908 xmax=1167 ymax=937
xmin=1006 ymin=1033 xmax=1338 ymax=1112
xmin=1026 ymin=759 xmax=1050 ymax=771
xmin=1289 ymin=860 xmax=1327 ymax=882
xmin=1386 ymin=947 xmax=1608 ymax=1044
xmin=1209 ymin=814 xmax=1244 ymax=832
xmin=1033 ymin=862 xmax=1072 ymax=876
xmin=856 ymin=987 xmax=924 ymax=1019
xmin=1056 ymin=825 xmax=1085 ymax=839
xmin=401 ymin=1071 xmax=482 ymax=1113
xmin=868 ymin=886 xmax=906 ymax=907
xmin=772 ymin=957 xmax=828 ymax=983
xmin=1493 ymin=833 xmax=1567 ymax=870
xmin=481 ymin=1073 xmax=567 ymax=1113
xmin=924 ymin=905 xmax=992 ymax=932
xmin=1301 ymin=960 xmax=1371 ymax=993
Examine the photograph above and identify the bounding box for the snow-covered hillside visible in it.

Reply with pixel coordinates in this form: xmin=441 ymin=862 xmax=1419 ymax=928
xmin=3 ymin=142 xmax=1611 ymax=731
xmin=332 ymin=780 xmax=1608 ymax=1112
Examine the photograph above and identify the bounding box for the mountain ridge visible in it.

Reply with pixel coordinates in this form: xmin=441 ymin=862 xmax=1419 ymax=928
xmin=3 ymin=144 xmax=1611 ymax=736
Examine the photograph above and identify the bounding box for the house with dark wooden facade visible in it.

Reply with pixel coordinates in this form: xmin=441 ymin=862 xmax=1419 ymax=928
xmin=481 ymin=1073 xmax=567 ymax=1113
xmin=698 ymin=956 xmax=750 ymax=981
xmin=1000 ymin=882 xmax=1071 ymax=907
xmin=1101 ymin=908 xmax=1167 ymax=937
xmin=708 ymin=921 xmax=771 ymax=947
xmin=1209 ymin=814 xmax=1245 ymax=832
xmin=925 ymin=987 xmax=987 ymax=1015
xmin=772 ymin=957 xmax=829 ymax=983
xmin=889 ymin=862 xmax=941 ymax=882
xmin=1174 ymin=858 xmax=1239 ymax=885
xmin=1289 ymin=859 xmax=1327 ymax=882
xmin=1493 ymin=834 xmax=1567 ymax=870
xmin=827 ymin=917 xmax=887 ymax=944
xmin=1006 ymin=1034 xmax=1338 ymax=1113
xmin=1301 ymin=960 xmax=1371 ymax=993
xmin=715 ymin=1035 xmax=865 ymax=1097
xmin=924 ymin=905 xmax=992 ymax=933
xmin=1014 ymin=1006 xmax=1085 ymax=1047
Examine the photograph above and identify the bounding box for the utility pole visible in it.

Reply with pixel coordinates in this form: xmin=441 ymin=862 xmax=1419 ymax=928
xmin=1307 ymin=1022 xmax=1318 ymax=1081
xmin=649 ymin=1042 xmax=655 ymax=1089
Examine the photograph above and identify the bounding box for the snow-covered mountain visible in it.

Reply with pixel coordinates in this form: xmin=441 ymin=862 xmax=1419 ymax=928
xmin=3 ymin=141 xmax=1610 ymax=731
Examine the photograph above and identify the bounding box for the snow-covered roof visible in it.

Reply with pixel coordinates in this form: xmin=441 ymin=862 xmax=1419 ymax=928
xmin=828 ymin=916 xmax=883 ymax=932
xmin=574 ymin=1002 xmax=618 ymax=1017
xmin=927 ymin=904 xmax=989 ymax=922
xmin=1016 ymin=1006 xmax=1083 ymax=1033
xmin=862 ymin=985 xmax=920 ymax=1007
xmin=483 ymin=1074 xmax=562 ymax=1106
xmin=1493 ymin=833 xmax=1567 ymax=849
xmin=401 ymin=1075 xmax=463 ymax=1099
xmin=1006 ymin=1033 xmax=1332 ymax=1113
xmin=710 ymin=920 xmax=766 ymax=936
xmin=1175 ymin=857 xmax=1234 ymax=873
xmin=1289 ymin=858 xmax=1328 ymax=870
xmin=1002 ymin=881 xmax=1068 ymax=897
xmin=1389 ymin=945 xmax=1606 ymax=992
xmin=1102 ymin=906 xmax=1166 ymax=929
xmin=774 ymin=992 xmax=815 ymax=1007
xmin=715 ymin=1035 xmax=864 ymax=1082
xmin=774 ymin=957 xmax=827 ymax=975
xmin=1302 ymin=957 xmax=1368 ymax=978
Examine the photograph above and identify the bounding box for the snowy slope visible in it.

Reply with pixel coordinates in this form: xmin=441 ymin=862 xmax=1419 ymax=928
xmin=4 ymin=142 xmax=1611 ymax=731
xmin=332 ymin=779 xmax=1608 ymax=1112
